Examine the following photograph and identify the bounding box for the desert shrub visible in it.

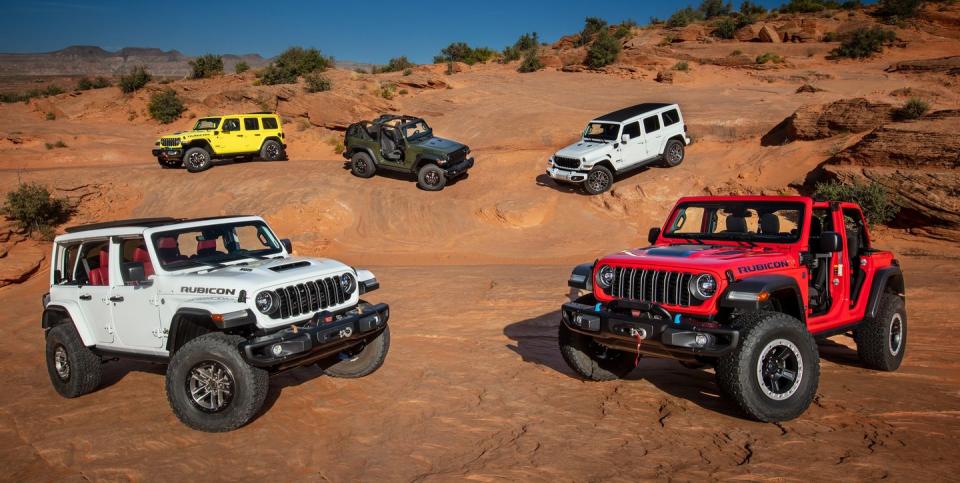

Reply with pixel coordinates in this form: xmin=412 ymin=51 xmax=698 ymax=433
xmin=379 ymin=82 xmax=397 ymax=99
xmin=649 ymin=16 xmax=665 ymax=25
xmin=234 ymin=61 xmax=250 ymax=74
xmin=304 ymin=73 xmax=332 ymax=93
xmin=614 ymin=20 xmax=638 ymax=39
xmin=189 ymin=54 xmax=223 ymax=79
xmin=699 ymin=0 xmax=733 ymax=18
xmin=434 ymin=42 xmax=496 ymax=65
xmin=147 ymin=88 xmax=184 ymax=124
xmin=1 ymin=182 xmax=73 ymax=237
xmin=659 ymin=34 xmax=678 ymax=46
xmin=402 ymin=68 xmax=413 ymax=76
xmin=874 ymin=0 xmax=922 ymax=21
xmin=399 ymin=88 xmax=408 ymax=95
xmin=667 ymin=7 xmax=704 ymax=27
xmin=502 ymin=32 xmax=539 ymax=62
xmin=445 ymin=61 xmax=455 ymax=75
xmin=45 ymin=140 xmax=67 ymax=149
xmin=830 ymin=27 xmax=896 ymax=59
xmin=575 ymin=17 xmax=608 ymax=46
xmin=258 ymin=47 xmax=333 ymax=85
xmin=517 ymin=49 xmax=544 ymax=73
xmin=894 ymin=97 xmax=929 ymax=120
xmin=354 ymin=67 xmax=367 ymax=74
xmin=76 ymin=76 xmax=110 ymax=90
xmin=712 ymin=16 xmax=739 ymax=38
xmin=45 ymin=111 xmax=55 ymax=120
xmin=326 ymin=137 xmax=345 ymax=154
xmin=740 ymin=0 xmax=767 ymax=15
xmin=814 ymin=180 xmax=900 ymax=224
xmin=673 ymin=61 xmax=690 ymax=71
xmin=779 ymin=0 xmax=839 ymax=13
xmin=44 ymin=85 xmax=64 ymax=96
xmin=756 ymin=52 xmax=784 ymax=64
xmin=118 ymin=65 xmax=151 ymax=93
xmin=373 ymin=56 xmax=415 ymax=73
xmin=730 ymin=49 xmax=744 ymax=56
xmin=586 ymin=31 xmax=621 ymax=68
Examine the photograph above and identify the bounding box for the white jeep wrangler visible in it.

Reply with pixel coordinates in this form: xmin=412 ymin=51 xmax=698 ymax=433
xmin=546 ymin=103 xmax=691 ymax=194
xmin=41 ymin=215 xmax=390 ymax=432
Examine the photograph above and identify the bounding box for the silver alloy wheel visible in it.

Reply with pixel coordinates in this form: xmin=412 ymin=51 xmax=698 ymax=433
xmin=187 ymin=150 xmax=208 ymax=169
xmin=187 ymin=360 xmax=235 ymax=413
xmin=54 ymin=345 xmax=70 ymax=381
xmin=889 ymin=313 xmax=904 ymax=356
xmin=667 ymin=143 xmax=683 ymax=164
xmin=265 ymin=142 xmax=280 ymax=160
xmin=587 ymin=169 xmax=610 ymax=192
xmin=756 ymin=338 xmax=803 ymax=401
xmin=424 ymin=169 xmax=441 ymax=186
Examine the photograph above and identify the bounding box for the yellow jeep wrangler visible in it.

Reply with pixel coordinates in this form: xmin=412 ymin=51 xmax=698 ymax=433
xmin=152 ymin=113 xmax=287 ymax=172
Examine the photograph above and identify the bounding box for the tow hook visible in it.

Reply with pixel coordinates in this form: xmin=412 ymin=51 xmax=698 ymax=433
xmin=629 ymin=327 xmax=648 ymax=339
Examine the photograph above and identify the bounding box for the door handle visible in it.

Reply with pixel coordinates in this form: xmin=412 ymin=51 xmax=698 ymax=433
xmin=109 ymin=296 xmax=124 ymax=302
xmin=79 ymin=294 xmax=92 ymax=300
xmin=254 ymin=133 xmax=261 ymax=136
xmin=237 ymin=134 xmax=244 ymax=137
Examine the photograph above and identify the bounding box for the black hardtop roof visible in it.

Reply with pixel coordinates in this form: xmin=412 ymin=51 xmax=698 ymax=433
xmin=64 ymin=215 xmax=254 ymax=233
xmin=594 ymin=103 xmax=674 ymax=123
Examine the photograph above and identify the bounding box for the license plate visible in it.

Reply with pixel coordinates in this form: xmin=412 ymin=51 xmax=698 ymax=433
xmin=166 ymin=149 xmax=178 ymax=154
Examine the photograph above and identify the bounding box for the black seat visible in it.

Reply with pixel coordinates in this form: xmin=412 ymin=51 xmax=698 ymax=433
xmin=380 ymin=129 xmax=402 ymax=160
xmin=724 ymin=215 xmax=747 ymax=233
xmin=759 ymin=213 xmax=780 ymax=235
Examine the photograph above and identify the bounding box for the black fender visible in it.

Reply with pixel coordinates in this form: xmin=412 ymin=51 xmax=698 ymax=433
xmin=568 ymin=262 xmax=595 ymax=291
xmin=259 ymin=136 xmax=283 ymax=150
xmin=41 ymin=305 xmax=71 ymax=329
xmin=865 ymin=265 xmax=905 ymax=319
xmin=667 ymin=134 xmax=686 ymax=144
xmin=165 ymin=308 xmax=256 ymax=353
xmin=347 ymin=146 xmax=378 ymax=165
xmin=414 ymin=153 xmax=445 ymax=171
xmin=182 ymin=140 xmax=213 ymax=153
xmin=587 ymin=159 xmax=616 ymax=174
xmin=719 ymin=274 xmax=805 ymax=322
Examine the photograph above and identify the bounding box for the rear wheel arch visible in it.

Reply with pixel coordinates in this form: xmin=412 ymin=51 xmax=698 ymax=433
xmin=43 ymin=304 xmax=96 ymax=346
xmin=866 ymin=266 xmax=905 ymax=319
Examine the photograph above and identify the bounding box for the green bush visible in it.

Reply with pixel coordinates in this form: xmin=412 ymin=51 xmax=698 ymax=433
xmin=0 ymin=85 xmax=65 ymax=104
xmin=445 ymin=61 xmax=455 ymax=75
xmin=831 ymin=27 xmax=896 ymax=59
xmin=1 ymin=182 xmax=73 ymax=237
xmin=740 ymin=0 xmax=767 ymax=15
xmin=189 ymin=54 xmax=224 ymax=79
xmin=45 ymin=111 xmax=55 ymax=121
xmin=874 ymin=0 xmax=922 ymax=21
xmin=575 ymin=17 xmax=608 ymax=46
xmin=45 ymin=140 xmax=67 ymax=149
xmin=712 ymin=16 xmax=739 ymax=38
xmin=373 ymin=56 xmax=415 ymax=73
xmin=76 ymin=76 xmax=111 ymax=90
xmin=586 ymin=31 xmax=621 ymax=68
xmin=699 ymin=0 xmax=733 ymax=18
xmin=673 ymin=61 xmax=690 ymax=71
xmin=118 ymin=66 xmax=151 ymax=93
xmin=814 ymin=180 xmax=901 ymax=225
xmin=517 ymin=49 xmax=544 ymax=73
xmin=304 ymin=73 xmax=332 ymax=93
xmin=779 ymin=0 xmax=841 ymax=13
xmin=258 ymin=47 xmax=333 ymax=85
xmin=894 ymin=97 xmax=929 ymax=120
xmin=148 ymin=88 xmax=184 ymax=124
xmin=234 ymin=61 xmax=250 ymax=74
xmin=502 ymin=32 xmax=540 ymax=62
xmin=434 ymin=42 xmax=496 ymax=65
xmin=614 ymin=20 xmax=637 ymax=39
xmin=379 ymin=82 xmax=397 ymax=99
xmin=756 ymin=52 xmax=784 ymax=64
xmin=667 ymin=7 xmax=704 ymax=27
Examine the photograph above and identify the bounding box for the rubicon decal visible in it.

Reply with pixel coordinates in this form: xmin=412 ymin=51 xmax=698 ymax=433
xmin=737 ymin=260 xmax=789 ymax=275
xmin=181 ymin=286 xmax=237 ymax=295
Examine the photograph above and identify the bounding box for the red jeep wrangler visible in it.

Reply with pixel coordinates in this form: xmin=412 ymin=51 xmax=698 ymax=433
xmin=560 ymin=195 xmax=906 ymax=421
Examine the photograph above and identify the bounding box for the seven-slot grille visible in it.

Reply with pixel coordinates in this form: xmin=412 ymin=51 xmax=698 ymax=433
xmin=608 ymin=267 xmax=698 ymax=307
xmin=270 ymin=275 xmax=349 ymax=319
xmin=448 ymin=146 xmax=468 ymax=165
xmin=160 ymin=138 xmax=181 ymax=147
xmin=554 ymin=156 xmax=580 ymax=169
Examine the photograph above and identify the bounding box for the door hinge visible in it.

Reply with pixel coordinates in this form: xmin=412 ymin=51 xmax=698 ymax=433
xmin=152 ymin=328 xmax=169 ymax=338
xmin=150 ymin=296 xmax=163 ymax=306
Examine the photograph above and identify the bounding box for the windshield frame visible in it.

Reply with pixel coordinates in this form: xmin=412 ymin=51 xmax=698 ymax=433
xmin=400 ymin=120 xmax=432 ymax=141
xmin=192 ymin=117 xmax=222 ymax=131
xmin=149 ymin=220 xmax=283 ymax=272
xmin=662 ymin=201 xmax=806 ymax=244
xmin=582 ymin=121 xmax=621 ymax=142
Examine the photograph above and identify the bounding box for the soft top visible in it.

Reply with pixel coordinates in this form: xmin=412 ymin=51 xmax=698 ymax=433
xmin=594 ymin=103 xmax=674 ymax=123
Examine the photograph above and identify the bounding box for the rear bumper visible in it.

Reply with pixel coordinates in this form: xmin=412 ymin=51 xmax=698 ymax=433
xmin=445 ymin=157 xmax=474 ymax=177
xmin=241 ymin=302 xmax=389 ymax=369
xmin=561 ymin=299 xmax=739 ymax=358
xmin=547 ymin=166 xmax=588 ymax=183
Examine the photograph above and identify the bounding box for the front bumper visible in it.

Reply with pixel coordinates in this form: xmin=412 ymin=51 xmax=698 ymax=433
xmin=561 ymin=299 xmax=739 ymax=358
xmin=547 ymin=166 xmax=588 ymax=183
xmin=241 ymin=302 xmax=389 ymax=369
xmin=153 ymin=147 xmax=183 ymax=160
xmin=444 ymin=157 xmax=474 ymax=178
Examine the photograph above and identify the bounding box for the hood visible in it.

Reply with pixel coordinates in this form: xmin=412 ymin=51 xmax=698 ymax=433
xmin=555 ymin=139 xmax=615 ymax=160
xmin=160 ymin=255 xmax=352 ymax=294
xmin=159 ymin=130 xmax=210 ymax=141
xmin=601 ymin=244 xmax=798 ymax=275
xmin=412 ymin=136 xmax=466 ymax=154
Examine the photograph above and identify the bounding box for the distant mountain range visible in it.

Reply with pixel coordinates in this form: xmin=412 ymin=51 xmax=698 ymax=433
xmin=0 ymin=45 xmax=372 ymax=77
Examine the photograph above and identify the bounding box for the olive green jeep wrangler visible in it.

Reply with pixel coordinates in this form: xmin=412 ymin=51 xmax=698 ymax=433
xmin=343 ymin=115 xmax=474 ymax=191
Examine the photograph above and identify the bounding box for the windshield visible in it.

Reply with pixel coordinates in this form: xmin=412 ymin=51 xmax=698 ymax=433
xmin=193 ymin=118 xmax=221 ymax=130
xmin=401 ymin=120 xmax=431 ymax=141
xmin=664 ymin=201 xmax=804 ymax=243
xmin=151 ymin=220 xmax=283 ymax=271
xmin=583 ymin=122 xmax=620 ymax=142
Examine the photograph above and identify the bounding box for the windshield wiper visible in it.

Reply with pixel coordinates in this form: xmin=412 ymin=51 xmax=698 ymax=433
xmin=665 ymin=233 xmax=704 ymax=244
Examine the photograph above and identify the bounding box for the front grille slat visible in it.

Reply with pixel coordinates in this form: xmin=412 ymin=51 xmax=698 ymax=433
xmin=160 ymin=138 xmax=180 ymax=147
xmin=267 ymin=274 xmax=353 ymax=319
xmin=606 ymin=267 xmax=700 ymax=307
xmin=554 ymin=156 xmax=580 ymax=170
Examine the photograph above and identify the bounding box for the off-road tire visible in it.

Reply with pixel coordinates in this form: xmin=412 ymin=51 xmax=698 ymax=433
xmin=166 ymin=333 xmax=268 ymax=432
xmin=854 ymin=293 xmax=906 ymax=371
xmin=157 ymin=157 xmax=183 ymax=169
xmin=184 ymin=147 xmax=213 ymax=173
xmin=45 ymin=323 xmax=102 ymax=398
xmin=417 ymin=164 xmax=447 ymax=191
xmin=662 ymin=139 xmax=685 ymax=167
xmin=716 ymin=311 xmax=819 ymax=422
xmin=321 ymin=325 xmax=391 ymax=378
xmin=559 ymin=323 xmax=636 ymax=381
xmin=350 ymin=151 xmax=377 ymax=178
xmin=583 ymin=165 xmax=613 ymax=195
xmin=259 ymin=139 xmax=285 ymax=161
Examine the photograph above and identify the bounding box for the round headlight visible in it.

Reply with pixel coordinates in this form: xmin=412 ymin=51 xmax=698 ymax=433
xmin=689 ymin=274 xmax=717 ymax=300
xmin=595 ymin=265 xmax=615 ymax=289
xmin=255 ymin=291 xmax=277 ymax=314
xmin=340 ymin=272 xmax=357 ymax=294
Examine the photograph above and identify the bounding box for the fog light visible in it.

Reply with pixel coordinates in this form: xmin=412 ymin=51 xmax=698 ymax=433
xmin=694 ymin=333 xmax=709 ymax=347
xmin=271 ymin=343 xmax=284 ymax=356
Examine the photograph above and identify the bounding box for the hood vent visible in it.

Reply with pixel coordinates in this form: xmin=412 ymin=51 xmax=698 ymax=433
xmin=269 ymin=261 xmax=311 ymax=272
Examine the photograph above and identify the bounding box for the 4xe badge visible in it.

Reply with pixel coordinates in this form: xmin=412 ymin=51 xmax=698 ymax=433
xmin=737 ymin=260 xmax=789 ymax=275
xmin=181 ymin=286 xmax=237 ymax=295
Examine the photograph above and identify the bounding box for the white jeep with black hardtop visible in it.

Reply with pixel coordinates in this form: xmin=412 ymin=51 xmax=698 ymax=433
xmin=546 ymin=103 xmax=691 ymax=194
xmin=41 ymin=216 xmax=389 ymax=432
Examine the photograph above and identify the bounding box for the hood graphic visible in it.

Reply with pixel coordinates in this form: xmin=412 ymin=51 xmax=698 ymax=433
xmin=555 ymin=140 xmax=614 ymax=160
xmin=162 ymin=256 xmax=351 ymax=294
xmin=602 ymin=244 xmax=797 ymax=273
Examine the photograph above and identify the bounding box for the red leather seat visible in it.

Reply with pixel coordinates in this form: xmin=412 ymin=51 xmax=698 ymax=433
xmin=157 ymin=237 xmax=185 ymax=262
xmin=196 ymin=239 xmax=218 ymax=257
xmin=133 ymin=246 xmax=154 ymax=277
xmin=89 ymin=249 xmax=109 ymax=285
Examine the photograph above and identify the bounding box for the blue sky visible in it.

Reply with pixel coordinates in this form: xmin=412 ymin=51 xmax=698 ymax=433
xmin=3 ymin=0 xmax=810 ymax=63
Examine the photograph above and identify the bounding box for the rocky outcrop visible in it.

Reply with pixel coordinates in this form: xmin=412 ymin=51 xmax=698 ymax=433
xmin=758 ymin=24 xmax=781 ymax=43
xmin=674 ymin=25 xmax=706 ymax=42
xmin=885 ymin=56 xmax=960 ymax=75
xmin=763 ymin=98 xmax=893 ymax=145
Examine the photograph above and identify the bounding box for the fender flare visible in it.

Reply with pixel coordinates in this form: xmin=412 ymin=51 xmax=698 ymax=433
xmin=182 ymin=139 xmax=214 ymax=154
xmin=166 ymin=304 xmax=256 ymax=353
xmin=42 ymin=303 xmax=97 ymax=346
xmin=865 ymin=265 xmax=905 ymax=319
xmin=356 ymin=268 xmax=379 ymax=294
xmin=414 ymin=153 xmax=444 ymax=172
xmin=347 ymin=146 xmax=378 ymax=165
xmin=259 ymin=136 xmax=283 ymax=151
xmin=719 ymin=274 xmax=806 ymax=322
xmin=568 ymin=262 xmax=595 ymax=291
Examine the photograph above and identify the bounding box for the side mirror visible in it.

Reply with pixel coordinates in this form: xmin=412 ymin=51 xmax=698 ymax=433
xmin=123 ymin=262 xmax=147 ymax=284
xmin=621 ymin=134 xmax=631 ymax=143
xmin=280 ymin=238 xmax=293 ymax=254
xmin=213 ymin=131 xmax=219 ymax=135
xmin=648 ymin=227 xmax=661 ymax=245
xmin=819 ymin=231 xmax=842 ymax=253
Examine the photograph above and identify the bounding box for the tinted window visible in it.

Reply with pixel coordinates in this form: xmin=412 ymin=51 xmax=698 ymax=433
xmin=262 ymin=117 xmax=278 ymax=129
xmin=622 ymin=122 xmax=641 ymax=139
xmin=223 ymin=118 xmax=240 ymax=131
xmin=151 ymin=221 xmax=282 ymax=271
xmin=665 ymin=202 xmax=804 ymax=243
xmin=662 ymin=109 xmax=680 ymax=126
xmin=643 ymin=115 xmax=661 ymax=134
xmin=243 ymin=118 xmax=259 ymax=130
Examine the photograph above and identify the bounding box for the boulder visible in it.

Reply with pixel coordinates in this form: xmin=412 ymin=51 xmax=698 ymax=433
xmin=734 ymin=24 xmax=761 ymax=41
xmin=540 ymin=54 xmax=563 ymax=69
xmin=558 ymin=47 xmax=587 ymax=67
xmin=758 ymin=24 xmax=781 ymax=43
xmin=674 ymin=24 xmax=706 ymax=42
xmin=762 ymin=98 xmax=893 ymax=145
